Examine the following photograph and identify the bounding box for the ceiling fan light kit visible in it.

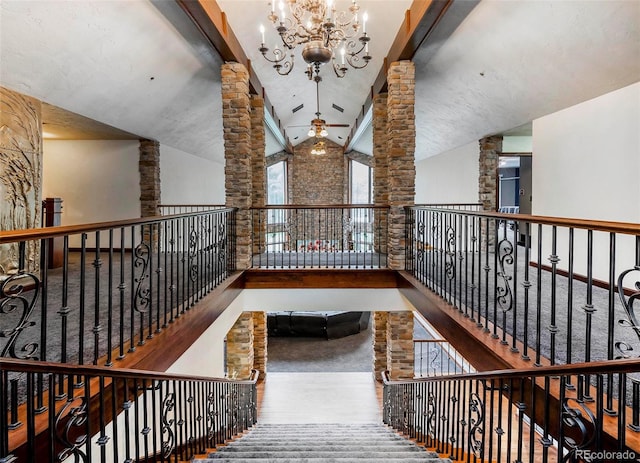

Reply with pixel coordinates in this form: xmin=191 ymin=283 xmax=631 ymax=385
xmin=259 ymin=0 xmax=372 ymax=79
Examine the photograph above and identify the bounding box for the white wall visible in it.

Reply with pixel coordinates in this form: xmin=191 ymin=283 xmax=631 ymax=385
xmin=531 ymin=82 xmax=640 ymax=280
xmin=532 ymin=82 xmax=640 ymax=223
xmin=415 ymin=141 xmax=479 ymax=204
xmin=160 ymin=145 xmax=225 ymax=204
xmin=503 ymin=136 xmax=532 ymax=153
xmin=43 ymin=139 xmax=141 ymax=224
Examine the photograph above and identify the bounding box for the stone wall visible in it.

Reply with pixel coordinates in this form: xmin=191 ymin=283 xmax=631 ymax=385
xmin=290 ymin=137 xmax=346 ymax=204
xmin=0 ymin=87 xmax=42 ymax=275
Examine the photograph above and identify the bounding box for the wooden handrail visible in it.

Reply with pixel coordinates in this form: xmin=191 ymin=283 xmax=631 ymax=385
xmin=382 ymin=357 xmax=640 ymax=385
xmin=0 ymin=208 xmax=235 ymax=244
xmin=409 ymin=205 xmax=640 ymax=235
xmin=251 ymin=204 xmax=390 ymax=210
xmin=0 ymin=357 xmax=259 ymax=385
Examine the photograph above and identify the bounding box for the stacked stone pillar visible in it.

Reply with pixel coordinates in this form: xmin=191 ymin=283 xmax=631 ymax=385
xmin=226 ymin=311 xmax=255 ymax=380
xmin=139 ymin=139 xmax=161 ymax=247
xmin=139 ymin=139 xmax=161 ymax=217
xmin=250 ymin=95 xmax=266 ymax=256
xmin=372 ymin=311 xmax=388 ymax=380
xmin=373 ymin=93 xmax=389 ymax=256
xmin=222 ymin=62 xmax=252 ymax=269
xmin=386 ymin=311 xmax=415 ymax=380
xmin=252 ymin=311 xmax=267 ymax=379
xmin=386 ymin=61 xmax=416 ymax=270
xmin=479 ymin=136 xmax=502 ymax=248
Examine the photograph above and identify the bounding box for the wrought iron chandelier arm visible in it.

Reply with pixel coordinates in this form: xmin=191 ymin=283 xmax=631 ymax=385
xmin=344 ymin=36 xmax=371 ymax=70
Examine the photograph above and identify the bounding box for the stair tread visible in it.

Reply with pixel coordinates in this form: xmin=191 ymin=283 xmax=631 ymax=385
xmin=197 ymin=459 xmax=450 ymax=463
xmin=198 ymin=423 xmax=451 ymax=462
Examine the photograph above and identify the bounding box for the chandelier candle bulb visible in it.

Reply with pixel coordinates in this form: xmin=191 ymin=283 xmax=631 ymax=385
xmin=260 ymin=25 xmax=265 ymax=44
xmin=363 ymin=12 xmax=367 ymax=33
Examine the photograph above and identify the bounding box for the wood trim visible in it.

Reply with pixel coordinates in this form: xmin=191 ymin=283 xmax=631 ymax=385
xmin=344 ymin=0 xmax=452 ymax=150
xmin=411 ymin=207 xmax=640 ymax=235
xmin=250 ymin=204 xmax=389 ymax=210
xmin=244 ymin=269 xmax=399 ymax=289
xmin=175 ymin=0 xmax=292 ymax=153
xmin=0 ymin=209 xmax=234 ymax=243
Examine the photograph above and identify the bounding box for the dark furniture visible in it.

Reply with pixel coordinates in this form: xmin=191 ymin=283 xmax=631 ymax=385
xmin=267 ymin=311 xmax=370 ymax=339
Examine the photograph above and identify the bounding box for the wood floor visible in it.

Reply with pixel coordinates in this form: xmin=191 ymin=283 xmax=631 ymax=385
xmin=257 ymin=372 xmax=382 ymax=424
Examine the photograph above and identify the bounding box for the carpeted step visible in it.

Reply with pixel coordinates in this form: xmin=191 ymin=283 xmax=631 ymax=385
xmin=198 ymin=459 xmax=447 ymax=463
xmin=195 ymin=423 xmax=452 ymax=462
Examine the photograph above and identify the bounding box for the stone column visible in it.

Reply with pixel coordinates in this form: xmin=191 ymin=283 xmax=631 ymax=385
xmin=226 ymin=311 xmax=254 ymax=380
xmin=139 ymin=139 xmax=161 ymax=248
xmin=139 ymin=139 xmax=161 ymax=218
xmin=386 ymin=311 xmax=414 ymax=380
xmin=0 ymin=87 xmax=42 ymax=274
xmin=372 ymin=311 xmax=388 ymax=381
xmin=479 ymin=136 xmax=502 ymax=212
xmin=373 ymin=93 xmax=389 ymax=257
xmin=252 ymin=311 xmax=267 ymax=379
xmin=222 ymin=62 xmax=252 ymax=269
xmin=479 ymin=136 xmax=502 ymax=248
xmin=386 ymin=61 xmax=416 ymax=270
xmin=250 ymin=95 xmax=266 ymax=256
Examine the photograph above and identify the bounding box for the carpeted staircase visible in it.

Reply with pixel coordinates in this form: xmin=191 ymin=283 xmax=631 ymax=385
xmin=195 ymin=423 xmax=451 ymax=462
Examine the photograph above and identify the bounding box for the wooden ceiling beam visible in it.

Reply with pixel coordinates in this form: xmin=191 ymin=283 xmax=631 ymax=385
xmin=344 ymin=0 xmax=452 ymax=152
xmin=176 ymin=0 xmax=293 ymax=153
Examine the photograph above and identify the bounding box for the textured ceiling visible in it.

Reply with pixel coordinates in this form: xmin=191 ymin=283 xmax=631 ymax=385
xmin=1 ymin=1 xmax=639 ymax=163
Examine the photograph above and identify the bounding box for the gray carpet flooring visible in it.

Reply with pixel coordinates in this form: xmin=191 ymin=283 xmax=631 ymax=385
xmin=267 ymin=313 xmax=432 ymax=373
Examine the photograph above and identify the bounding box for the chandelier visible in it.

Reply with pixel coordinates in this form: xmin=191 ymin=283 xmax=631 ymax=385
xmin=259 ymin=0 xmax=371 ymax=79
xmin=310 ymin=139 xmax=326 ymax=155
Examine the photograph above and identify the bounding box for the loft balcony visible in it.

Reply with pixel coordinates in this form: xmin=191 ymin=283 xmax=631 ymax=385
xmin=1 ymin=204 xmax=639 ymax=461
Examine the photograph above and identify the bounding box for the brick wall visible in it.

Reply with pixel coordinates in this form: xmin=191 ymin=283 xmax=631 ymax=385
xmin=290 ymin=137 xmax=346 ymax=204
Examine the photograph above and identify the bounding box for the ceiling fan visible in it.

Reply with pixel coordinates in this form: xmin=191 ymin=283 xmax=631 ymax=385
xmin=289 ymin=75 xmax=349 ymax=139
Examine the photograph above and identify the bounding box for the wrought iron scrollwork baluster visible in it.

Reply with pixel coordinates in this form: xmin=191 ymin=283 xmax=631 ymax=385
xmin=133 ymin=241 xmax=151 ymax=315
xmin=615 ymin=266 xmax=640 ymax=358
xmin=55 ymin=388 xmax=89 ymax=462
xmin=0 ymin=271 xmax=40 ymax=359
xmin=468 ymin=391 xmax=485 ymax=459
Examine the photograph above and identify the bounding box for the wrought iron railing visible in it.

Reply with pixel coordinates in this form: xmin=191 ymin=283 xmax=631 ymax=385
xmin=0 ymin=209 xmax=236 ymax=374
xmin=417 ymin=203 xmax=483 ymax=211
xmin=251 ymin=205 xmax=389 ymax=269
xmin=383 ymin=359 xmax=640 ymax=463
xmin=405 ymin=207 xmax=640 ymax=370
xmin=414 ymin=340 xmax=475 ymax=378
xmin=0 ymin=358 xmax=258 ymax=463
xmin=157 ymin=204 xmax=226 ymax=215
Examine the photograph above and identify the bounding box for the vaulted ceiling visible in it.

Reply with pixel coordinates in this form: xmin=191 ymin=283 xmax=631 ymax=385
xmin=1 ymin=1 xmax=638 ymax=163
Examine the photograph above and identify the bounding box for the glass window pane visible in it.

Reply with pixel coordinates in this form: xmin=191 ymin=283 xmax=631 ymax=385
xmin=351 ymin=160 xmax=371 ymax=204
xmin=267 ymin=161 xmax=286 ymax=205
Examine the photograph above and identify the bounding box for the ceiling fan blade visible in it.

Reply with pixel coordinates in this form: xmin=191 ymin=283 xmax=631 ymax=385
xmin=325 ymin=123 xmax=350 ymax=127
